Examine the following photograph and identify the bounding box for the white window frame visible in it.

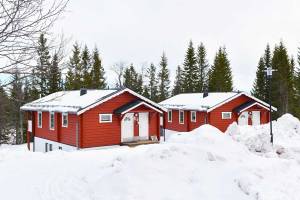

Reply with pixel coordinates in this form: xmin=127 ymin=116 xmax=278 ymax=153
xmin=191 ymin=111 xmax=197 ymax=122
xmin=222 ymin=112 xmax=232 ymax=120
xmin=99 ymin=114 xmax=113 ymax=123
xmin=168 ymin=110 xmax=172 ymax=122
xmin=38 ymin=111 xmax=42 ymax=128
xmin=179 ymin=110 xmax=184 ymax=124
xmin=62 ymin=113 xmax=68 ymax=128
xmin=49 ymin=112 xmax=55 ymax=130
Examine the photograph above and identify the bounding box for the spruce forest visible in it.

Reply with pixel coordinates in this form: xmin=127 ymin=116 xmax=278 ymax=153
xmin=1 ymin=34 xmax=300 ymax=144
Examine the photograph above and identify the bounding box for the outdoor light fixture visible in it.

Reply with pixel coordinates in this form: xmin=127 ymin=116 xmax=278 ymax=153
xmin=265 ymin=66 xmax=276 ymax=145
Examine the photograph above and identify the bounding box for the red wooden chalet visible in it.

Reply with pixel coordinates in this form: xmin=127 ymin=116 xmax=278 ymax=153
xmin=21 ymin=88 xmax=166 ymax=152
xmin=159 ymin=91 xmax=277 ymax=132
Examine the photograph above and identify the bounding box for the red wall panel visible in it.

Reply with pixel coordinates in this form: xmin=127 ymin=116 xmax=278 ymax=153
xmin=34 ymin=111 xmax=78 ymax=146
xmin=209 ymin=95 xmax=270 ymax=132
xmin=165 ymin=94 xmax=271 ymax=133
xmin=81 ymin=92 xmax=161 ymax=148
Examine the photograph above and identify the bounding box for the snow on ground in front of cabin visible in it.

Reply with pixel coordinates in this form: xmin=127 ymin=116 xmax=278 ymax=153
xmin=1 ymin=115 xmax=300 ymax=200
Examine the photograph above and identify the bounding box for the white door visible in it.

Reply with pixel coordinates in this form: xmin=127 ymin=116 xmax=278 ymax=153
xmin=238 ymin=112 xmax=248 ymax=125
xmin=138 ymin=112 xmax=149 ymax=140
xmin=252 ymin=111 xmax=260 ymax=126
xmin=121 ymin=113 xmax=134 ymax=142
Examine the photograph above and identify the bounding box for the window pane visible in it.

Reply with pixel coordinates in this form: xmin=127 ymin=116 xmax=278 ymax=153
xmin=62 ymin=114 xmax=68 ymax=127
xmin=179 ymin=111 xmax=184 ymax=123
xmin=100 ymin=114 xmax=112 ymax=122
xmin=191 ymin=112 xmax=196 ymax=122
xmin=168 ymin=111 xmax=172 ymax=121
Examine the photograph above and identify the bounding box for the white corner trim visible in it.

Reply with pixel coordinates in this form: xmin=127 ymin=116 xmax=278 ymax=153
xmin=238 ymin=102 xmax=270 ymax=113
xmin=77 ymin=88 xmax=166 ymax=115
xmin=120 ymin=101 xmax=163 ymax=115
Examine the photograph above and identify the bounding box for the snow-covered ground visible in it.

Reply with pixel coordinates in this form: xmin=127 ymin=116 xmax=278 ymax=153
xmin=1 ymin=114 xmax=300 ymax=200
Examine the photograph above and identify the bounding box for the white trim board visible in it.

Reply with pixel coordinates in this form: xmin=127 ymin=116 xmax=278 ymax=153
xmin=207 ymin=92 xmax=277 ymax=112
xmin=120 ymin=101 xmax=163 ymax=115
xmin=238 ymin=102 xmax=269 ymax=113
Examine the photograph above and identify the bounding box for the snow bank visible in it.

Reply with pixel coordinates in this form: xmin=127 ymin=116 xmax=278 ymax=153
xmin=1 ymin=121 xmax=300 ymax=200
xmin=226 ymin=114 xmax=300 ymax=159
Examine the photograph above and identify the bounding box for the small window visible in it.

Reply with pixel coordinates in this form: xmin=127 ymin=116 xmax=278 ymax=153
xmin=49 ymin=112 xmax=55 ymax=130
xmin=191 ymin=111 xmax=196 ymax=122
xmin=222 ymin=112 xmax=232 ymax=119
xmin=49 ymin=144 xmax=53 ymax=151
xmin=99 ymin=114 xmax=112 ymax=123
xmin=58 ymin=146 xmax=62 ymax=150
xmin=45 ymin=143 xmax=48 ymax=152
xmin=179 ymin=110 xmax=184 ymax=124
xmin=62 ymin=113 xmax=68 ymax=127
xmin=168 ymin=110 xmax=172 ymax=122
xmin=38 ymin=111 xmax=42 ymax=128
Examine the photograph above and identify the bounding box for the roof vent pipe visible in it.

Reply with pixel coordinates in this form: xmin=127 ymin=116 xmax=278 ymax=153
xmin=80 ymin=88 xmax=87 ymax=96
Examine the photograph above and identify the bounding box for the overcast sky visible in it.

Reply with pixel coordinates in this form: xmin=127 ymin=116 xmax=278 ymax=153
xmin=52 ymin=0 xmax=300 ymax=91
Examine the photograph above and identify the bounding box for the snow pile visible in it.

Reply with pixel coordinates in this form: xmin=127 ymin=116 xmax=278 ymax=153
xmin=1 ymin=122 xmax=300 ymax=199
xmin=226 ymin=114 xmax=300 ymax=159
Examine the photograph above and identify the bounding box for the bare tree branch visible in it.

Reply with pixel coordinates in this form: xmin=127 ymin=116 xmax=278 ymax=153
xmin=0 ymin=0 xmax=69 ymax=75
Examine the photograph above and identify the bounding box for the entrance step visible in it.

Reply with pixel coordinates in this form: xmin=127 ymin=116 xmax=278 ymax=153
xmin=121 ymin=140 xmax=159 ymax=147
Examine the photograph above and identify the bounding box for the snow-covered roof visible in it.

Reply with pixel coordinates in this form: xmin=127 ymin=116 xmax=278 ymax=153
xmin=21 ymin=88 xmax=167 ymax=114
xmin=21 ymin=89 xmax=119 ymax=113
xmin=159 ymin=92 xmax=277 ymax=112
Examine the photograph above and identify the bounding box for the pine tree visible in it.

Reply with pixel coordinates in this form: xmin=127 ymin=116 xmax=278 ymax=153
xmin=65 ymin=43 xmax=82 ymax=90
xmin=196 ymin=43 xmax=209 ymax=92
xmin=208 ymin=47 xmax=233 ymax=92
xmin=251 ymin=57 xmax=267 ymax=101
xmin=136 ymin=73 xmax=144 ymax=94
xmin=182 ymin=40 xmax=198 ymax=93
xmin=36 ymin=33 xmax=51 ymax=96
xmin=146 ymin=63 xmax=158 ymax=101
xmin=172 ymin=65 xmax=184 ymax=95
xmin=9 ymin=70 xmax=24 ymax=144
xmin=158 ymin=52 xmax=170 ymax=101
xmin=81 ymin=45 xmax=92 ymax=88
xmin=271 ymin=41 xmax=295 ymax=117
xmin=28 ymin=69 xmax=41 ymax=100
xmin=294 ymin=48 xmax=300 ymax=118
xmin=48 ymin=53 xmax=62 ymax=94
xmin=142 ymin=85 xmax=150 ymax=99
xmin=0 ymin=84 xmax=10 ymax=144
xmin=91 ymin=47 xmax=106 ymax=89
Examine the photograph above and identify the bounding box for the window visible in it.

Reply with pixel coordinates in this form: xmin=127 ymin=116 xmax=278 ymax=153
xmin=49 ymin=144 xmax=53 ymax=151
xmin=99 ymin=114 xmax=112 ymax=123
xmin=62 ymin=113 xmax=68 ymax=127
xmin=168 ymin=110 xmax=172 ymax=122
xmin=222 ymin=112 xmax=232 ymax=119
xmin=58 ymin=146 xmax=62 ymax=150
xmin=179 ymin=110 xmax=184 ymax=124
xmin=45 ymin=143 xmax=48 ymax=152
xmin=38 ymin=111 xmax=42 ymax=128
xmin=191 ymin=111 xmax=196 ymax=122
xmin=49 ymin=112 xmax=55 ymax=130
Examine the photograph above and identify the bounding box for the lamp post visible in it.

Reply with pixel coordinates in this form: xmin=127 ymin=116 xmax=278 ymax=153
xmin=265 ymin=66 xmax=275 ymax=145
